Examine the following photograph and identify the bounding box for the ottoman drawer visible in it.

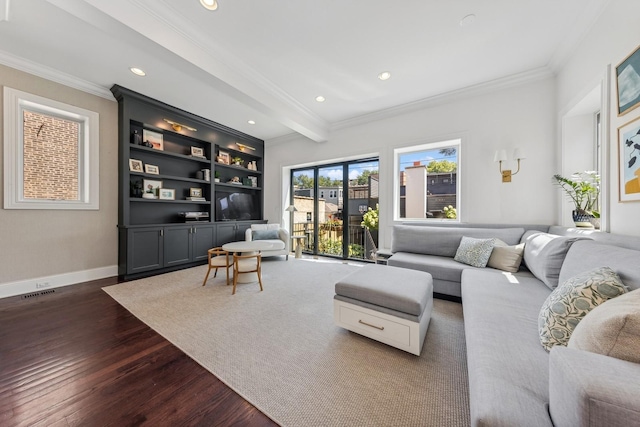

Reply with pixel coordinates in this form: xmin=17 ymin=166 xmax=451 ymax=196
xmin=338 ymin=304 xmax=411 ymax=346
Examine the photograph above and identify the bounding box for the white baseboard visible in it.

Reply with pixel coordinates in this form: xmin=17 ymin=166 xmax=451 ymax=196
xmin=0 ymin=265 xmax=118 ymax=299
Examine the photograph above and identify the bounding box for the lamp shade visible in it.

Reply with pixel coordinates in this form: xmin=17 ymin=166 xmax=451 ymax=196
xmin=493 ymin=150 xmax=507 ymax=162
xmin=512 ymin=148 xmax=525 ymax=160
xmin=285 ymin=204 xmax=297 ymax=212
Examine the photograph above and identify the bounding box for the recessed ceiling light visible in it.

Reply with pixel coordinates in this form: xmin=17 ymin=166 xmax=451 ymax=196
xmin=247 ymin=120 xmax=256 ymax=125
xmin=200 ymin=0 xmax=218 ymax=10
xmin=378 ymin=71 xmax=391 ymax=81
xmin=315 ymin=96 xmax=325 ymax=103
xmin=459 ymin=14 xmax=476 ymax=27
xmin=129 ymin=67 xmax=146 ymax=76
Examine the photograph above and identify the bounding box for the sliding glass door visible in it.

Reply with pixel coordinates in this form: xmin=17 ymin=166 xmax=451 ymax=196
xmin=290 ymin=158 xmax=378 ymax=260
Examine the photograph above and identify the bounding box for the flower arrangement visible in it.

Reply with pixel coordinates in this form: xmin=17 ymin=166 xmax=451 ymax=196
xmin=361 ymin=204 xmax=379 ymax=230
xmin=552 ymin=171 xmax=600 ymax=217
xmin=443 ymin=205 xmax=457 ymax=219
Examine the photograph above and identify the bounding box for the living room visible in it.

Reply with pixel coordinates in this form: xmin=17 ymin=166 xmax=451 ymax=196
xmin=1 ymin=0 xmax=640 ymax=425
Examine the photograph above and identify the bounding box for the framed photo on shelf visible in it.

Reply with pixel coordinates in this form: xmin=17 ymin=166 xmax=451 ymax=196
xmin=144 ymin=164 xmax=159 ymax=174
xmin=616 ymin=44 xmax=640 ymax=116
xmin=158 ymin=188 xmax=175 ymax=200
xmin=129 ymin=159 xmax=143 ymax=172
xmin=217 ymin=150 xmax=230 ymax=165
xmin=618 ymin=115 xmax=640 ymax=202
xmin=143 ymin=129 xmax=164 ymax=150
xmin=143 ymin=179 xmax=163 ymax=196
xmin=191 ymin=146 xmax=205 ymax=157
xmin=190 ymin=187 xmax=203 ymax=198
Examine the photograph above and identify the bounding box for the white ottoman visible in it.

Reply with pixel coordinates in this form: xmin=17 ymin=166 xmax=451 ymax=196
xmin=334 ymin=264 xmax=433 ymax=356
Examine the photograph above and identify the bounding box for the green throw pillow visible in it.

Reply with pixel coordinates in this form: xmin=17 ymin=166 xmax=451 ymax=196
xmin=454 ymin=236 xmax=496 ymax=268
xmin=538 ymin=266 xmax=628 ymax=351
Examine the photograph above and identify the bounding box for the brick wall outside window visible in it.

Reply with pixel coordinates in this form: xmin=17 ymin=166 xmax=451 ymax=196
xmin=22 ymin=110 xmax=79 ymax=201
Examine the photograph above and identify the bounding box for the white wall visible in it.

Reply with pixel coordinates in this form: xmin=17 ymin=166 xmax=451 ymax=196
xmin=265 ymin=76 xmax=557 ymax=249
xmin=0 ymin=65 xmax=118 ymax=296
xmin=557 ymin=0 xmax=640 ymax=236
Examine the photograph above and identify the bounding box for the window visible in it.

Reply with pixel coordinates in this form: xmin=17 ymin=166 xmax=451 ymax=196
xmin=4 ymin=87 xmax=99 ymax=209
xmin=395 ymin=139 xmax=460 ymax=220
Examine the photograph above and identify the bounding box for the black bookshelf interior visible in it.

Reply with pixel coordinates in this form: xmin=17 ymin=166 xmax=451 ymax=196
xmin=112 ymin=85 xmax=266 ymax=279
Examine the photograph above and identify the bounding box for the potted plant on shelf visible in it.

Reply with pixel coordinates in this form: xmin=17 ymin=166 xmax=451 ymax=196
xmin=214 ymin=171 xmax=220 ymax=182
xmin=552 ymin=171 xmax=600 ymax=228
xmin=231 ymin=156 xmax=243 ymax=166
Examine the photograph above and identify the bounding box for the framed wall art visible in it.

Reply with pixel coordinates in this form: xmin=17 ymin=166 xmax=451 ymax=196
xmin=143 ymin=179 xmax=163 ymax=196
xmin=158 ymin=188 xmax=175 ymax=200
xmin=129 ymin=159 xmax=143 ymax=172
xmin=616 ymin=44 xmax=640 ymax=116
xmin=191 ymin=146 xmax=205 ymax=157
xmin=189 ymin=187 xmax=203 ymax=198
xmin=217 ymin=150 xmax=230 ymax=165
xmin=618 ymin=115 xmax=640 ymax=202
xmin=143 ymin=129 xmax=164 ymax=150
xmin=144 ymin=164 xmax=159 ymax=174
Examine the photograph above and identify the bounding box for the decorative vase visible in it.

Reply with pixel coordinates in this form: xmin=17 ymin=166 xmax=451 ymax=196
xmin=572 ymin=210 xmax=594 ymax=228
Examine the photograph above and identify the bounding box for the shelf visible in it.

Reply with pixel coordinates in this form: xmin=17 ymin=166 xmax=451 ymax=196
xmin=130 ymin=171 xmax=211 ymax=184
xmin=130 ymin=198 xmax=211 ymax=205
xmin=214 ymin=162 xmax=261 ymax=174
xmin=130 ymin=144 xmax=211 ymax=164
xmin=120 ymin=222 xmax=213 ymax=229
xmin=215 ymin=182 xmax=262 ymax=190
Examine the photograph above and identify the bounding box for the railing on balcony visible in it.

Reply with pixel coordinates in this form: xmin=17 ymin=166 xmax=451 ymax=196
xmin=291 ymin=219 xmax=377 ymax=260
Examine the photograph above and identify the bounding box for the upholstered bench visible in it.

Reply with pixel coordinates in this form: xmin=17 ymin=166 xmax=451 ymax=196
xmin=333 ymin=264 xmax=433 ymax=356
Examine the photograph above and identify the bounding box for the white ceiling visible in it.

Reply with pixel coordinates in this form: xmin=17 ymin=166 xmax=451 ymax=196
xmin=0 ymin=0 xmax=610 ymax=142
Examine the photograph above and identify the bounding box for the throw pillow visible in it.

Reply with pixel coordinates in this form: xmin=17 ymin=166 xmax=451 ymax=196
xmin=521 ymin=230 xmax=585 ymax=289
xmin=454 ymin=236 xmax=496 ymax=268
xmin=568 ymin=288 xmax=640 ymax=364
xmin=252 ymin=229 xmax=279 ymax=240
xmin=538 ymin=266 xmax=628 ymax=351
xmin=487 ymin=239 xmax=525 ymax=273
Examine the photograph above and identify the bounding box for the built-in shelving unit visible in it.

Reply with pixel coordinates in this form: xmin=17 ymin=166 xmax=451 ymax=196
xmin=112 ymin=85 xmax=266 ymax=280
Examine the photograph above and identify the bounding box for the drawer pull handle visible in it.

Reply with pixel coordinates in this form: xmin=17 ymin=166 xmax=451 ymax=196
xmin=358 ymin=319 xmax=384 ymax=331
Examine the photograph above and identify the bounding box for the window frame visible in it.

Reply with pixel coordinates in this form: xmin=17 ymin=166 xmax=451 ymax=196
xmin=393 ymin=138 xmax=461 ymax=222
xmin=3 ymin=87 xmax=99 ymax=210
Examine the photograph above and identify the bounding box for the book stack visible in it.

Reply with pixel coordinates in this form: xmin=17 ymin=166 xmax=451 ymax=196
xmin=186 ymin=197 xmax=206 ymax=202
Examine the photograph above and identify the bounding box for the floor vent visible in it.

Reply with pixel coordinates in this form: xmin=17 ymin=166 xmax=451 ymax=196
xmin=21 ymin=289 xmax=56 ymax=299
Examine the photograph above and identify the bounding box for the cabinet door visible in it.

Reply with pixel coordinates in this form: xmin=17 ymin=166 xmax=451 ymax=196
xmin=164 ymin=226 xmax=192 ymax=267
xmin=235 ymin=221 xmax=253 ymax=240
xmin=127 ymin=228 xmax=163 ymax=274
xmin=216 ymin=223 xmax=239 ymax=246
xmin=192 ymin=224 xmax=215 ymax=261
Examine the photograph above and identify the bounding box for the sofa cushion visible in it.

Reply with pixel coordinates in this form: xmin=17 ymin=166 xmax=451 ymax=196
xmin=461 ymin=269 xmax=554 ymax=427
xmin=568 ymin=288 xmax=640 ymax=364
xmin=251 ymin=223 xmax=280 ymax=231
xmin=521 ymin=230 xmax=585 ymax=289
xmin=538 ymin=267 xmax=628 ymax=351
xmin=391 ymin=225 xmax=525 ymax=257
xmin=252 ymin=229 xmax=279 ymax=240
xmin=454 ymin=236 xmax=495 ymax=267
xmin=487 ymin=239 xmax=524 ymax=273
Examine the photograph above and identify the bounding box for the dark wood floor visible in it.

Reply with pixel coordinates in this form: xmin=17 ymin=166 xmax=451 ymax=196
xmin=0 ymin=278 xmax=278 ymax=427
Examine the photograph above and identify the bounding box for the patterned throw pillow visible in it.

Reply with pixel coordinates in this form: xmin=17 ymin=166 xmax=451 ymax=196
xmin=454 ymin=236 xmax=496 ymax=268
xmin=538 ymin=266 xmax=628 ymax=351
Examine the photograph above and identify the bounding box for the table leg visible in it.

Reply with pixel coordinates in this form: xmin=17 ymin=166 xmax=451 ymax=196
xmin=295 ymin=240 xmax=302 ymax=258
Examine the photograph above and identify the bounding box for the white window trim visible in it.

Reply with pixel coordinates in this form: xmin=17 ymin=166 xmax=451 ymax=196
xmin=3 ymin=87 xmax=99 ymax=210
xmin=393 ymin=138 xmax=461 ymax=222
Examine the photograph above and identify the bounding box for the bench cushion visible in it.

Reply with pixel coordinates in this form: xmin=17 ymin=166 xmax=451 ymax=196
xmin=335 ymin=264 xmax=432 ymax=317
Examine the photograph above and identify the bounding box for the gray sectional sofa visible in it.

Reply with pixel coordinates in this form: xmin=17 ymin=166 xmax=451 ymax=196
xmin=387 ymin=223 xmax=640 ymax=427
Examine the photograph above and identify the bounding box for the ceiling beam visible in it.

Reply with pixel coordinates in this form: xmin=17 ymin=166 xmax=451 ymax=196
xmin=46 ymin=0 xmax=329 ymax=142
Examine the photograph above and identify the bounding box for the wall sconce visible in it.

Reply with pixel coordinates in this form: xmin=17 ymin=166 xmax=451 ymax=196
xmin=163 ymin=118 xmax=197 ymax=132
xmin=494 ymin=148 xmax=525 ymax=183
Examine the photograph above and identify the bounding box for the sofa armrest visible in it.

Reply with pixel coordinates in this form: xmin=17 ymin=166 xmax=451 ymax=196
xmin=278 ymin=228 xmax=290 ymax=252
xmin=245 ymin=227 xmax=253 ymax=241
xmin=549 ymin=346 xmax=640 ymax=427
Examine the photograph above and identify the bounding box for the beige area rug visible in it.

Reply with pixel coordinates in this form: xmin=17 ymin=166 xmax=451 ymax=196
xmin=103 ymin=258 xmax=470 ymax=426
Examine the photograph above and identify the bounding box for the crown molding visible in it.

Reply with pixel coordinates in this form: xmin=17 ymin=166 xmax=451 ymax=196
xmin=266 ymin=132 xmax=315 ymax=146
xmin=331 ymin=67 xmax=554 ymax=132
xmin=0 ymin=49 xmax=114 ymax=100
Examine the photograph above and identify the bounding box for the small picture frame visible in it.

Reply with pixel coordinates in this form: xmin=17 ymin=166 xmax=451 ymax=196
xmin=143 ymin=129 xmax=164 ymax=150
xmin=191 ymin=146 xmax=205 ymax=157
xmin=143 ymin=179 xmax=163 ymax=195
xmin=144 ymin=164 xmax=159 ymax=175
xmin=190 ymin=187 xmax=203 ymax=198
xmin=129 ymin=159 xmax=143 ymax=172
xmin=217 ymin=150 xmax=230 ymax=165
xmin=158 ymin=188 xmax=175 ymax=200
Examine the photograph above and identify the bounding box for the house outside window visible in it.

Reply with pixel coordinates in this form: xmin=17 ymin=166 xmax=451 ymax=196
xmin=395 ymin=139 xmax=460 ymax=220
